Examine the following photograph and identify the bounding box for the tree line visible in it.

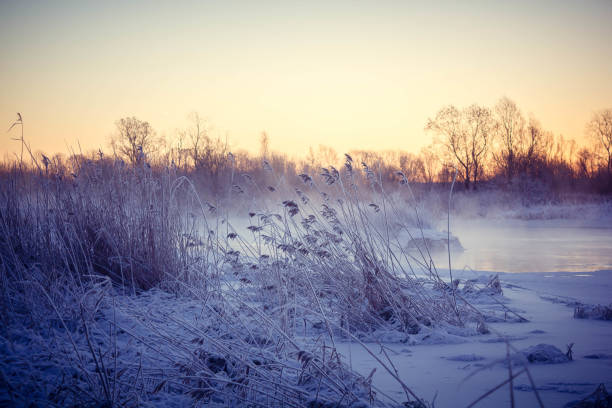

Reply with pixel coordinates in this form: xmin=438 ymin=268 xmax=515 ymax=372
xmin=426 ymin=97 xmax=612 ymax=193
xmin=9 ymin=98 xmax=612 ymax=197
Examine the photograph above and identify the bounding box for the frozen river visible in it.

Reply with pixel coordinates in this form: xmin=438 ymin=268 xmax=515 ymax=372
xmin=431 ymin=218 xmax=612 ymax=273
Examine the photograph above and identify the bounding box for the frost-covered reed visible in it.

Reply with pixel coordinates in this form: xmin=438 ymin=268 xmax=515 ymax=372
xmin=0 ymin=153 xmax=484 ymax=407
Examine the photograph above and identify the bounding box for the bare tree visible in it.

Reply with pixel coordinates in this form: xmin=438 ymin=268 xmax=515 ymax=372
xmin=576 ymin=147 xmax=598 ymax=180
xmin=493 ymin=97 xmax=526 ymax=181
xmin=465 ymin=105 xmax=493 ymax=185
xmin=304 ymin=145 xmax=339 ymax=171
xmin=182 ymin=112 xmax=228 ymax=188
xmin=187 ymin=112 xmax=208 ymax=168
xmin=420 ymin=144 xmax=439 ymax=185
xmin=426 ymin=106 xmax=466 ymax=185
xmin=169 ymin=128 xmax=189 ymax=171
xmin=587 ymin=109 xmax=612 ymax=176
xmin=426 ymin=104 xmax=492 ymax=189
xmin=517 ymin=116 xmax=553 ymax=177
xmin=524 ymin=116 xmax=546 ymax=162
xmin=399 ymin=152 xmax=425 ymax=183
xmin=111 ymin=117 xmax=157 ymax=165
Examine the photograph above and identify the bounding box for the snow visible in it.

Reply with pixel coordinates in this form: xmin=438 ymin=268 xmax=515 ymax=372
xmin=3 ymin=271 xmax=611 ymax=407
xmin=335 ymin=270 xmax=612 ymax=407
xmin=520 ymin=344 xmax=570 ymax=364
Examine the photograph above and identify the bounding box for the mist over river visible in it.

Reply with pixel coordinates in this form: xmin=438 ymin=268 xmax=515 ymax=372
xmin=431 ymin=217 xmax=612 ymax=273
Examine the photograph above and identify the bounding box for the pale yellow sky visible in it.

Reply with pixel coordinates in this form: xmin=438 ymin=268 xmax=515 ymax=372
xmin=1 ymin=0 xmax=611 ymax=159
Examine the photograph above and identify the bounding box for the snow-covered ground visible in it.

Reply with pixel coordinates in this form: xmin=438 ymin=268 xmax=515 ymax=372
xmin=4 ymin=269 xmax=608 ymax=407
xmin=336 ymin=269 xmax=612 ymax=407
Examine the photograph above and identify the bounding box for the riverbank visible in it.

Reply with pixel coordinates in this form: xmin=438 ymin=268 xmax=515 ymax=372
xmin=337 ymin=269 xmax=612 ymax=407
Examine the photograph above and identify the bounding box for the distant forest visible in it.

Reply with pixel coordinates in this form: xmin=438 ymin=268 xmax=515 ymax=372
xmin=5 ymin=97 xmax=612 ymax=198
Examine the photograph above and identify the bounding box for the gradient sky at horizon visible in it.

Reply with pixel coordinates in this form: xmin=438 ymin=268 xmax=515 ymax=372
xmin=1 ymin=0 xmax=611 ymax=159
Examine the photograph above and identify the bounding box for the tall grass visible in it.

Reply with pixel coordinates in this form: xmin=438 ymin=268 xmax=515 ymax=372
xmin=0 ymin=151 xmax=483 ymax=406
xmin=224 ymin=155 xmax=470 ymax=338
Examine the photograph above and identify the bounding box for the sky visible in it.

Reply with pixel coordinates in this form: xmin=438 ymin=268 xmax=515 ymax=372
xmin=1 ymin=0 xmax=611 ymax=159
